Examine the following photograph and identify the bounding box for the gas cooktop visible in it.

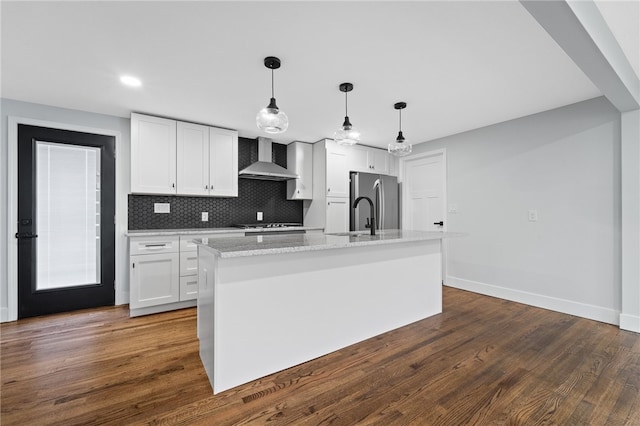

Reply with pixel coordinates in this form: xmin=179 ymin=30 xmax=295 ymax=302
xmin=233 ymin=223 xmax=303 ymax=229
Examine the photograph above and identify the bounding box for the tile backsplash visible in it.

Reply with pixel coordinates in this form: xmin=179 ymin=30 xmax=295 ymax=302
xmin=128 ymin=137 xmax=303 ymax=230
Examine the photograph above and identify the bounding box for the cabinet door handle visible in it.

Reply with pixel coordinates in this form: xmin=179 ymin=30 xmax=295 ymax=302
xmin=172 ymin=183 xmax=175 ymax=188
xmin=205 ymin=185 xmax=208 ymax=190
xmin=327 ymin=188 xmax=331 ymax=192
xmin=132 ymin=263 xmax=135 ymax=269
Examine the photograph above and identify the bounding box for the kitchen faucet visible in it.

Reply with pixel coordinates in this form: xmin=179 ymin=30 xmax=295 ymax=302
xmin=353 ymin=196 xmax=376 ymax=236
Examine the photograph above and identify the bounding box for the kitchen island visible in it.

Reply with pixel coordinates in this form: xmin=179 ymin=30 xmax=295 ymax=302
xmin=196 ymin=230 xmax=446 ymax=394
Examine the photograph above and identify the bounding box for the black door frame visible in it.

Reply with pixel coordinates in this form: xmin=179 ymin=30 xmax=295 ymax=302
xmin=17 ymin=124 xmax=116 ymax=318
xmin=7 ymin=117 xmax=122 ymax=322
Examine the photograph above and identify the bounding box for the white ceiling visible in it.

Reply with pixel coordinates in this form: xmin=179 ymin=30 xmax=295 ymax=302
xmin=1 ymin=1 xmax=609 ymax=148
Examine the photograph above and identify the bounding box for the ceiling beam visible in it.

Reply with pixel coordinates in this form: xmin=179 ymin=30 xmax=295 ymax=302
xmin=521 ymin=0 xmax=639 ymax=112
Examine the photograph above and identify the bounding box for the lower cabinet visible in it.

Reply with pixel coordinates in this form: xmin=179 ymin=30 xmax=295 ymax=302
xmin=129 ymin=236 xmax=181 ymax=311
xmin=326 ymin=197 xmax=350 ymax=233
xmin=129 ymin=231 xmax=245 ymax=316
xmin=179 ymin=249 xmax=199 ymax=301
xmin=130 ymin=252 xmax=180 ymax=309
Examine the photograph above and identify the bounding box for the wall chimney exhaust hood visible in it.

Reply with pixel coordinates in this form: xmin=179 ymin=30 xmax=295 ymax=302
xmin=239 ymin=137 xmax=299 ymax=181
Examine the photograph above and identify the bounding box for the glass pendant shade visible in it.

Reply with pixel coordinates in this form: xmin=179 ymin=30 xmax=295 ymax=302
xmin=388 ymin=132 xmax=412 ymax=156
xmin=334 ymin=82 xmax=360 ymax=146
xmin=257 ymin=57 xmax=288 ymax=134
xmin=334 ymin=116 xmax=360 ymax=146
xmin=388 ymin=102 xmax=412 ymax=156
xmin=256 ymin=98 xmax=288 ymax=134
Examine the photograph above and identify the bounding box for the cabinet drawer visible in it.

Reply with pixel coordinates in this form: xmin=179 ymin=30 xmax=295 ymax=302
xmin=180 ymin=232 xmax=244 ymax=252
xmin=180 ymin=276 xmax=198 ymax=301
xmin=129 ymin=236 xmax=179 ymax=255
xmin=180 ymin=250 xmax=199 ymax=276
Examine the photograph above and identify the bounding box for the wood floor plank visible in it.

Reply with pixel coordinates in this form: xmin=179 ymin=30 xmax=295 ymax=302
xmin=2 ymin=287 xmax=639 ymax=425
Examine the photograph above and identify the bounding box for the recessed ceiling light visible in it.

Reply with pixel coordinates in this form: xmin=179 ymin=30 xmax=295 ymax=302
xmin=120 ymin=75 xmax=142 ymax=87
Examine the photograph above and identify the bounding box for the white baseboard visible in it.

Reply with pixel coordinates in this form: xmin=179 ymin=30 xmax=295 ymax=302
xmin=620 ymin=314 xmax=640 ymax=333
xmin=129 ymin=299 xmax=196 ymax=317
xmin=446 ymin=276 xmax=620 ymax=326
xmin=0 ymin=307 xmax=8 ymax=323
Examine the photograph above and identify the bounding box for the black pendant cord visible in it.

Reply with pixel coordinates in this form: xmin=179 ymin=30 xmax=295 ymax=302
xmin=398 ymin=108 xmax=402 ymax=132
xmin=271 ymin=68 xmax=275 ymax=99
xmin=344 ymin=90 xmax=349 ymax=119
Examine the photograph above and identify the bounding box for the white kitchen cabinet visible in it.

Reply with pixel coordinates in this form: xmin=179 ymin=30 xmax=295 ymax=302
xmin=129 ymin=236 xmax=180 ymax=310
xmin=348 ymin=145 xmax=389 ymax=174
xmin=287 ymin=142 xmax=313 ymax=200
xmin=368 ymin=148 xmax=389 ymax=174
xmin=347 ymin=146 xmax=369 ymax=173
xmin=325 ymin=141 xmax=349 ymax=198
xmin=177 ymin=121 xmax=210 ymax=196
xmin=131 ymin=113 xmax=238 ymax=197
xmin=209 ymin=127 xmax=239 ymax=197
xmin=131 ymin=113 xmax=177 ymax=194
xmin=325 ymin=197 xmax=350 ymax=233
xmin=305 ymin=139 xmax=351 ymax=232
xmin=177 ymin=232 xmax=244 ymax=303
xmin=180 ymin=275 xmax=199 ymax=301
xmin=129 ymin=232 xmax=245 ymax=316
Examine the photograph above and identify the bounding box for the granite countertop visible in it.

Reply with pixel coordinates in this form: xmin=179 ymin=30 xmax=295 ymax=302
xmin=196 ymin=230 xmax=453 ymax=258
xmin=126 ymin=226 xmax=324 ymax=237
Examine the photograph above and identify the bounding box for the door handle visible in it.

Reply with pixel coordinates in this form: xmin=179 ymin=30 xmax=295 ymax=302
xmin=15 ymin=233 xmax=38 ymax=239
xmin=433 ymin=221 xmax=444 ymax=226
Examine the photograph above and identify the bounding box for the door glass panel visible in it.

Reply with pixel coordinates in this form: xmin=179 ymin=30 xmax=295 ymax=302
xmin=36 ymin=141 xmax=101 ymax=290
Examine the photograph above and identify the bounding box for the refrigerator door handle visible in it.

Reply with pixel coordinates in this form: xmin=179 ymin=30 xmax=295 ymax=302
xmin=380 ymin=178 xmax=385 ymax=230
xmin=374 ymin=178 xmax=383 ymax=231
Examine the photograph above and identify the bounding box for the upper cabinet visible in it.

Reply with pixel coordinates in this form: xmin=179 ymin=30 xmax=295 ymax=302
xmin=325 ymin=141 xmax=349 ymax=198
xmin=348 ymin=145 xmax=390 ymax=175
xmin=287 ymin=142 xmax=313 ymax=200
xmin=176 ymin=121 xmax=209 ymax=196
xmin=131 ymin=113 xmax=238 ymax=197
xmin=209 ymin=127 xmax=239 ymax=197
xmin=131 ymin=113 xmax=177 ymax=194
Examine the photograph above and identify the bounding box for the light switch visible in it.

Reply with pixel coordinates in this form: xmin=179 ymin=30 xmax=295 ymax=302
xmin=528 ymin=210 xmax=538 ymax=222
xmin=154 ymin=203 xmax=170 ymax=214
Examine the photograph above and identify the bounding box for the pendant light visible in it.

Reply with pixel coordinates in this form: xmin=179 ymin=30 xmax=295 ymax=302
xmin=388 ymin=102 xmax=412 ymax=156
xmin=334 ymin=82 xmax=360 ymax=146
xmin=256 ymin=56 xmax=288 ymax=134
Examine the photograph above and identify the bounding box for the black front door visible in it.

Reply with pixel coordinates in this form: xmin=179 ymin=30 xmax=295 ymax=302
xmin=17 ymin=124 xmax=116 ymax=318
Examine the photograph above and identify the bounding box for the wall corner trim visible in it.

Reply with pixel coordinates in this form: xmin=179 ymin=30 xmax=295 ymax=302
xmin=619 ymin=314 xmax=640 ymax=333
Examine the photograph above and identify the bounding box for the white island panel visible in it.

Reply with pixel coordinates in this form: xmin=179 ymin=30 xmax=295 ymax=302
xmin=198 ymin=236 xmax=442 ymax=394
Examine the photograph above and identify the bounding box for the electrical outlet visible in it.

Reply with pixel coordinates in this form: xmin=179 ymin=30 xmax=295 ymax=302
xmin=154 ymin=203 xmax=170 ymax=214
xmin=201 ymin=212 xmax=209 ymax=222
xmin=528 ymin=210 xmax=538 ymax=222
xmin=257 ymin=211 xmax=263 ymax=221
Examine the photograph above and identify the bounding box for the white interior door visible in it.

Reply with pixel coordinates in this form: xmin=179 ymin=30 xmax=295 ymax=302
xmin=402 ymin=151 xmax=445 ymax=232
xmin=401 ymin=149 xmax=446 ymax=278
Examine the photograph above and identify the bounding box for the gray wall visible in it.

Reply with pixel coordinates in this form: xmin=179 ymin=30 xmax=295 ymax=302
xmin=411 ymin=96 xmax=622 ymax=323
xmin=1 ymin=98 xmax=130 ymax=320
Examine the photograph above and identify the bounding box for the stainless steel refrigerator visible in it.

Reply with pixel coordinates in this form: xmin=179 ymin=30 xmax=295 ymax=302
xmin=350 ymin=171 xmax=399 ymax=232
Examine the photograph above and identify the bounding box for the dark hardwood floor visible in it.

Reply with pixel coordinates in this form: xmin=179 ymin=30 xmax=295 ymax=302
xmin=2 ymin=287 xmax=639 ymax=425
